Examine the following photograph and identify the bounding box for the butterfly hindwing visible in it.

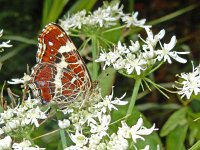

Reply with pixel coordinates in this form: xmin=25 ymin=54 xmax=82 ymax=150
xmin=29 ymin=23 xmax=92 ymax=104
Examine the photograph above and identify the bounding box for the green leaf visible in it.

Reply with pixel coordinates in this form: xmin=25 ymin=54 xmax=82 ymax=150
xmin=97 ymin=67 xmax=116 ymax=97
xmin=148 ymin=4 xmax=198 ymax=26
xmin=160 ymin=107 xmax=188 ymax=137
xmin=187 ymin=108 xmax=200 ymax=145
xmin=69 ymin=0 xmax=97 ymax=13
xmin=189 ymin=140 xmax=200 ymax=150
xmin=42 ymin=0 xmax=53 ymax=25
xmin=42 ymin=0 xmax=69 ymax=26
xmin=2 ymin=35 xmax=37 ymax=45
xmin=0 ymin=44 xmax=29 ymax=62
xmin=166 ymin=124 xmax=188 ymax=150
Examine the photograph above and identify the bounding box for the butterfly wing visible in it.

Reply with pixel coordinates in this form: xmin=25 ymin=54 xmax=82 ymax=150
xmin=29 ymin=23 xmax=92 ymax=104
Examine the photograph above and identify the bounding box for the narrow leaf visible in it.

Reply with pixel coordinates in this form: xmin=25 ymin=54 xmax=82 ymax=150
xmin=160 ymin=107 xmax=188 ymax=137
xmin=69 ymin=0 xmax=97 ymax=13
xmin=189 ymin=140 xmax=200 ymax=150
xmin=97 ymin=67 xmax=116 ymax=97
xmin=166 ymin=124 xmax=188 ymax=150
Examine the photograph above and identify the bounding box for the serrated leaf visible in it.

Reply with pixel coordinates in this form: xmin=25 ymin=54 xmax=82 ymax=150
xmin=160 ymin=107 xmax=188 ymax=137
xmin=166 ymin=124 xmax=188 ymax=150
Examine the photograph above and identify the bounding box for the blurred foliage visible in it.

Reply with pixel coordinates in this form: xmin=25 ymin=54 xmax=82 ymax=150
xmin=0 ymin=0 xmax=200 ymax=149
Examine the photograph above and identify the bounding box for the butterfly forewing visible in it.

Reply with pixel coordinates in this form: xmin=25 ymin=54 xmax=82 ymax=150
xmin=29 ymin=23 xmax=92 ymax=104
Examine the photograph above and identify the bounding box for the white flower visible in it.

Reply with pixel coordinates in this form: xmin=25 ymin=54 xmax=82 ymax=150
xmin=58 ymin=119 xmax=70 ymax=129
xmin=71 ymin=10 xmax=87 ymax=29
xmin=124 ymin=53 xmax=147 ymax=75
xmin=0 ymin=108 xmax=14 ymax=121
xmin=64 ymin=145 xmax=83 ymax=150
xmin=176 ymin=63 xmax=200 ymax=99
xmin=110 ymin=2 xmax=124 ymax=16
xmin=70 ymin=130 xmax=88 ymax=147
xmin=8 ymin=74 xmax=31 ymax=84
xmin=117 ymin=121 xmax=132 ymax=139
xmin=78 ymin=110 xmax=97 ymax=125
xmin=12 ymin=140 xmax=31 ymax=149
xmin=143 ymin=28 xmax=165 ymax=47
xmin=118 ymin=117 xmax=157 ymax=144
xmin=88 ymin=134 xmax=102 ymax=148
xmin=23 ymin=95 xmax=41 ymax=109
xmin=107 ymin=133 xmax=128 ymax=150
xmin=100 ymin=88 xmax=127 ymax=112
xmin=141 ymin=145 xmax=150 ymax=150
xmin=95 ymin=49 xmax=121 ymax=70
xmin=129 ymin=40 xmax=140 ymax=53
xmin=90 ymin=114 xmax=110 ymax=138
xmin=25 ymin=106 xmax=47 ymax=127
xmin=156 ymin=36 xmax=189 ymax=63
xmin=0 ymin=29 xmax=12 ymax=52
xmin=7 ymin=78 xmax=25 ymax=84
xmin=131 ymin=117 xmax=157 ymax=143
xmin=92 ymin=7 xmax=115 ymax=27
xmin=12 ymin=140 xmax=45 ymax=150
xmin=0 ymin=136 xmax=12 ymax=150
xmin=116 ymin=41 xmax=130 ymax=54
xmin=0 ymin=128 xmax=4 ymax=135
xmin=60 ymin=3 xmax=123 ymax=30
xmin=5 ymin=119 xmax=20 ymax=130
xmin=122 ymin=12 xmax=148 ymax=28
xmin=94 ymin=87 xmax=127 ymax=114
xmin=62 ymin=107 xmax=74 ymax=115
xmin=142 ymin=44 xmax=156 ymax=61
xmin=112 ymin=57 xmax=125 ymax=70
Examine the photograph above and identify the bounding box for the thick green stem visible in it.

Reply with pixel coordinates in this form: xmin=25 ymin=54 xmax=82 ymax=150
xmin=126 ymin=79 xmax=141 ymax=116
xmin=56 ymin=109 xmax=67 ymax=149
xmin=91 ymin=36 xmax=99 ymax=80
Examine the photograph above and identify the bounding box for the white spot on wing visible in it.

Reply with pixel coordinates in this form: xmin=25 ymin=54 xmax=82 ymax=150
xmin=53 ymin=54 xmax=69 ymax=97
xmin=38 ymin=43 xmax=42 ymax=49
xmin=71 ymin=77 xmax=77 ymax=84
xmin=42 ymin=43 xmax=46 ymax=51
xmin=58 ymin=40 xmax=76 ymax=53
xmin=48 ymin=41 xmax=53 ymax=46
xmin=58 ymin=33 xmax=64 ymax=37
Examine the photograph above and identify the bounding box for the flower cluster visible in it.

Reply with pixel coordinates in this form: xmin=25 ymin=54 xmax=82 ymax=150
xmin=57 ymin=87 xmax=157 ymax=149
xmin=60 ymin=3 xmax=148 ymax=33
xmin=12 ymin=139 xmax=45 ymax=150
xmin=0 ymin=136 xmax=44 ymax=150
xmin=0 ymin=95 xmax=47 ymax=149
xmin=175 ymin=63 xmax=200 ymax=99
xmin=96 ymin=27 xmax=189 ymax=76
xmin=0 ymin=29 xmax=12 ymax=52
xmin=107 ymin=117 xmax=157 ymax=150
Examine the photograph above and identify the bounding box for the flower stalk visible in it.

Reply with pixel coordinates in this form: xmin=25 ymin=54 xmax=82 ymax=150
xmin=126 ymin=79 xmax=141 ymax=117
xmin=91 ymin=36 xmax=99 ymax=80
xmin=56 ymin=109 xmax=67 ymax=149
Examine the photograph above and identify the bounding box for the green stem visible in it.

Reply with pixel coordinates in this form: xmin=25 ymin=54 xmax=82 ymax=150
xmin=102 ymin=25 xmax=126 ymax=34
xmin=91 ymin=36 xmax=99 ymax=80
xmin=26 ymin=134 xmax=35 ymax=146
xmin=56 ymin=109 xmax=67 ymax=149
xmin=126 ymin=79 xmax=141 ymax=116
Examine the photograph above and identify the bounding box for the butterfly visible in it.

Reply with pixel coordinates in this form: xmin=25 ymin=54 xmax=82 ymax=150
xmin=28 ymin=23 xmax=92 ymax=106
